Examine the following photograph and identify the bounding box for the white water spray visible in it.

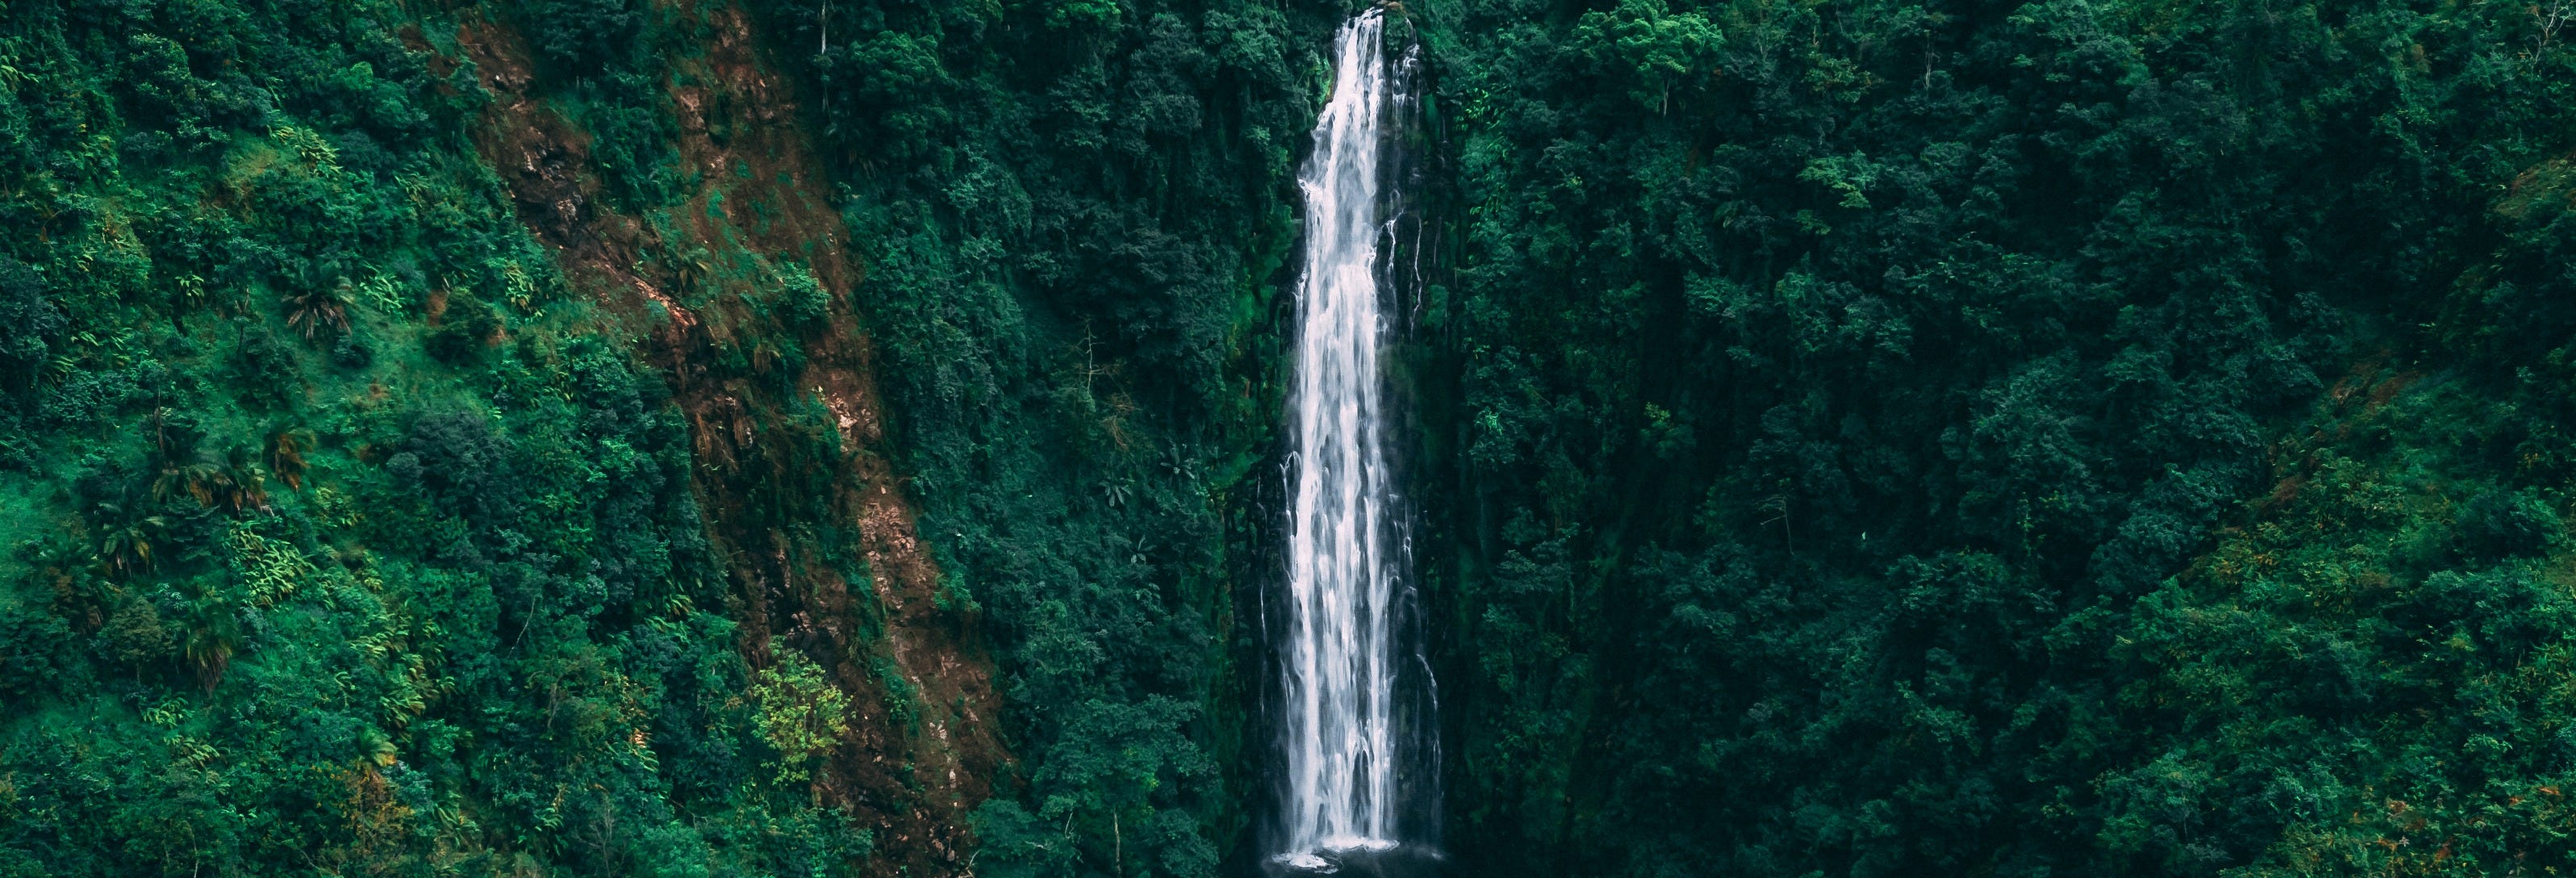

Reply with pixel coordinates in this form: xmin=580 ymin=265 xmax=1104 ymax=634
xmin=1277 ymin=8 xmax=1423 ymax=869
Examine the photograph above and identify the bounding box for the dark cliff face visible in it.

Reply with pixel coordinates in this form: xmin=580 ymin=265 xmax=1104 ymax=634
xmin=6 ymin=0 xmax=2576 ymax=876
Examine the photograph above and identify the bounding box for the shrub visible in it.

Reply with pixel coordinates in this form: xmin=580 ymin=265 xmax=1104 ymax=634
xmin=0 ymin=257 xmax=63 ymax=398
xmin=2457 ymin=489 xmax=2561 ymax=560
xmin=424 ymin=294 xmax=499 ymax=364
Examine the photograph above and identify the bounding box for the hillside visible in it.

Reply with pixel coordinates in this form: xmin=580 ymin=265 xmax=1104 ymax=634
xmin=4 ymin=1 xmax=2576 ymax=876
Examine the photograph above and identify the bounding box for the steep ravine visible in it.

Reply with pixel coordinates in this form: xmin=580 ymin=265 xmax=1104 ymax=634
xmin=453 ymin=6 xmax=1001 ymax=874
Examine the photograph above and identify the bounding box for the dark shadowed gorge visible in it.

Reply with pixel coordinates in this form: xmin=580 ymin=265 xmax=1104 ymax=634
xmin=7 ymin=1 xmax=2576 ymax=877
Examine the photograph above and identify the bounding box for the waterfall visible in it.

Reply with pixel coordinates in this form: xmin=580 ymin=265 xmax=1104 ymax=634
xmin=1275 ymin=9 xmax=1429 ymax=872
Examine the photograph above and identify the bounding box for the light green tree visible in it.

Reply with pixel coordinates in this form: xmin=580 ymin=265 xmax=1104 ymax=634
xmin=746 ymin=650 xmax=852 ymax=793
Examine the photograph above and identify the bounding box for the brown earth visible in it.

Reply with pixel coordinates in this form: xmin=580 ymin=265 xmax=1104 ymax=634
xmin=453 ymin=6 xmax=1003 ymax=875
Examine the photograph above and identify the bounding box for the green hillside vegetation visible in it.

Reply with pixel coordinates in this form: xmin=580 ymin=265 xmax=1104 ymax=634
xmin=746 ymin=0 xmax=1347 ymax=872
xmin=0 ymin=0 xmax=1333 ymax=874
xmin=6 ymin=0 xmax=2576 ymax=876
xmin=0 ymin=1 xmax=869 ymax=873
xmin=1409 ymin=0 xmax=2576 ymax=874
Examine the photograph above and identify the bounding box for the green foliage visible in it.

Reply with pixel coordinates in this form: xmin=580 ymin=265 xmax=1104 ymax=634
xmin=9 ymin=0 xmax=2576 ymax=874
xmin=754 ymin=0 xmax=1339 ymax=871
xmin=747 ymin=650 xmax=852 ymax=788
xmin=424 ymin=293 xmax=500 ymax=364
xmin=1408 ymin=0 xmax=2576 ymax=873
xmin=0 ymin=257 xmax=63 ymax=399
xmin=526 ymin=0 xmax=649 ymax=77
xmin=2110 ymin=382 xmax=2576 ymax=876
xmin=770 ymin=261 xmax=831 ymax=330
xmin=0 ymin=0 xmax=862 ymax=874
xmin=1572 ymin=0 xmax=1722 ymax=115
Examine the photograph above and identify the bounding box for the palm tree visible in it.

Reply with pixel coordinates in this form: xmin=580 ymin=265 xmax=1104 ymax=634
xmin=94 ymin=502 xmax=165 ymax=579
xmin=180 ymin=591 xmax=240 ymax=692
xmin=267 ymin=427 xmax=314 ymax=491
xmin=152 ymin=451 xmax=227 ymax=507
xmin=215 ymin=445 xmax=270 ymax=513
xmin=152 ymin=445 xmax=270 ymax=514
xmin=283 ymin=278 xmax=353 ymax=339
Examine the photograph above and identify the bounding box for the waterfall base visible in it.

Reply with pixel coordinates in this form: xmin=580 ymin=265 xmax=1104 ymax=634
xmin=1264 ymin=841 xmax=1444 ymax=878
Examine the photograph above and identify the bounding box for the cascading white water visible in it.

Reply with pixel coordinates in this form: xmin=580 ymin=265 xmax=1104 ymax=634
xmin=1277 ymin=8 xmax=1421 ymax=870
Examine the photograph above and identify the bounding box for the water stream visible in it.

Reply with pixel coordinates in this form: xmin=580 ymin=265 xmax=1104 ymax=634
xmin=1275 ymin=9 xmax=1429 ymax=872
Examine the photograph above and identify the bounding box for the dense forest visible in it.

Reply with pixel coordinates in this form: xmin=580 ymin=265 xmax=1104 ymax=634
xmin=3 ymin=0 xmax=2574 ymax=876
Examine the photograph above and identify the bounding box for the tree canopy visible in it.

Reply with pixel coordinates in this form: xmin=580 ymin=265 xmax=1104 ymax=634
xmin=6 ymin=0 xmax=2576 ymax=876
